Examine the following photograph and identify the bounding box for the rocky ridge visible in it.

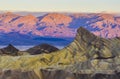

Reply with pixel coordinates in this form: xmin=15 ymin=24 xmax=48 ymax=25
xmin=0 ymin=27 xmax=120 ymax=79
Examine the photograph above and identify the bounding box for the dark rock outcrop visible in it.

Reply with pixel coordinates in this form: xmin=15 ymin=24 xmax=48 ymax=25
xmin=0 ymin=44 xmax=19 ymax=56
xmin=27 ymin=43 xmax=59 ymax=55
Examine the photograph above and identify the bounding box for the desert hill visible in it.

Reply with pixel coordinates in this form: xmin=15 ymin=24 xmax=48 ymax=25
xmin=0 ymin=27 xmax=120 ymax=79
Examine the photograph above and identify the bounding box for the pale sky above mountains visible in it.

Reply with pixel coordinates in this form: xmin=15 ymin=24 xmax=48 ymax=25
xmin=0 ymin=0 xmax=120 ymax=13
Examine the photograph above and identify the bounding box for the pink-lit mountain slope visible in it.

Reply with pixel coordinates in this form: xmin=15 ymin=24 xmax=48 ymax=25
xmin=0 ymin=12 xmax=120 ymax=39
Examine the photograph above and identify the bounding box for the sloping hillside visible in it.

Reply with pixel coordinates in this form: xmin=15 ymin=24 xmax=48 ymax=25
xmin=0 ymin=27 xmax=120 ymax=79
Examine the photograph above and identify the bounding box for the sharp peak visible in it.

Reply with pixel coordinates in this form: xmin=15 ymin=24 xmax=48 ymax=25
xmin=77 ymin=27 xmax=120 ymax=41
xmin=77 ymin=27 xmax=87 ymax=31
xmin=7 ymin=44 xmax=15 ymax=47
xmin=75 ymin=27 xmax=98 ymax=42
xmin=77 ymin=27 xmax=91 ymax=34
xmin=6 ymin=44 xmax=19 ymax=50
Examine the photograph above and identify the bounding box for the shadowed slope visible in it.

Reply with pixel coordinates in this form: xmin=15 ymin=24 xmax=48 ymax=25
xmin=0 ymin=44 xmax=19 ymax=56
xmin=27 ymin=43 xmax=59 ymax=55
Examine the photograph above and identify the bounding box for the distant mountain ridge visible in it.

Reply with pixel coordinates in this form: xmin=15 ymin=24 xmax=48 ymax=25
xmin=0 ymin=12 xmax=120 ymax=45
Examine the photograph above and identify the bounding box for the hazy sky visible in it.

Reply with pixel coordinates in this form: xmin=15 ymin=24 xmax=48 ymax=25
xmin=0 ymin=0 xmax=120 ymax=13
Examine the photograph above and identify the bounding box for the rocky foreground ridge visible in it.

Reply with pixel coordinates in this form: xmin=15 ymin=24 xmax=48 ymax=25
xmin=0 ymin=27 xmax=120 ymax=79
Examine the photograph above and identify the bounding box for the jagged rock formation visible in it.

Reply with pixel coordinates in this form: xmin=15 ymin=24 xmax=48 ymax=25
xmin=27 ymin=43 xmax=59 ymax=55
xmin=0 ymin=27 xmax=120 ymax=79
xmin=63 ymin=27 xmax=120 ymax=72
xmin=0 ymin=44 xmax=19 ymax=56
xmin=67 ymin=27 xmax=120 ymax=59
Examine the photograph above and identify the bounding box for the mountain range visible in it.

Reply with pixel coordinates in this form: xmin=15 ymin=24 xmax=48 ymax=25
xmin=0 ymin=12 xmax=120 ymax=45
